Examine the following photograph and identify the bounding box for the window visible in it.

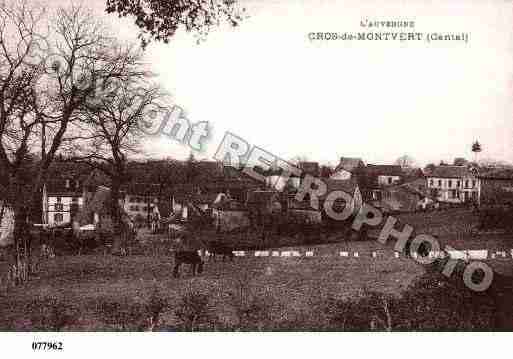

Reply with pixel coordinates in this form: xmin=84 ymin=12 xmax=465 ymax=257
xmin=54 ymin=213 xmax=63 ymax=223
xmin=472 ymin=180 xmax=476 ymax=188
xmin=55 ymin=203 xmax=63 ymax=211
xmin=429 ymin=179 xmax=434 ymax=186
xmin=129 ymin=205 xmax=139 ymax=211
xmin=438 ymin=180 xmax=442 ymax=187
xmin=387 ymin=177 xmax=392 ymax=185
xmin=465 ymin=180 xmax=469 ymax=188
xmin=448 ymin=180 xmax=452 ymax=188
xmin=456 ymin=181 xmax=460 ymax=187
xmin=56 ymin=197 xmax=62 ymax=203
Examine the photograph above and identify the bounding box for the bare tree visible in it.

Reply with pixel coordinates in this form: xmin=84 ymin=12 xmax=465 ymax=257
xmin=0 ymin=2 xmax=151 ymax=282
xmin=394 ymin=155 xmax=416 ymax=169
xmin=69 ymin=70 xmax=167 ymax=254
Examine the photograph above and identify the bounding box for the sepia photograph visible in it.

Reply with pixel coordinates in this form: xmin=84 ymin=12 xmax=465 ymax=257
xmin=0 ymin=0 xmax=512 ymax=355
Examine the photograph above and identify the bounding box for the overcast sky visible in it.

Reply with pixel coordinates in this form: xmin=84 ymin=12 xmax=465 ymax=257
xmin=72 ymin=0 xmax=513 ymax=167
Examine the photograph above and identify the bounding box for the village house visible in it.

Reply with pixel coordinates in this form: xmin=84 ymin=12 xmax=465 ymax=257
xmin=373 ymin=184 xmax=427 ymax=213
xmin=42 ymin=178 xmax=84 ymax=227
xmin=122 ymin=183 xmax=161 ymax=223
xmin=330 ymin=157 xmax=365 ymax=180
xmin=265 ymin=167 xmax=301 ymax=192
xmin=354 ymin=164 xmax=405 ymax=204
xmin=365 ymin=164 xmax=403 ymax=186
xmin=426 ymin=165 xmax=479 ymax=203
xmin=211 ymin=193 xmax=250 ymax=232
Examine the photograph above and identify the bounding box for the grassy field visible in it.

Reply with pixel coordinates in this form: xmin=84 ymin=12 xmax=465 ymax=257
xmin=1 ymin=208 xmax=512 ymax=331
xmin=366 ymin=208 xmax=513 ymax=250
xmin=0 ymin=242 xmax=424 ymax=331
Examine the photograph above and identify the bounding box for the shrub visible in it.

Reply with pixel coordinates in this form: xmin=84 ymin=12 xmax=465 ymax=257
xmin=174 ymin=289 xmax=212 ymax=331
xmin=97 ymin=298 xmax=147 ymax=331
xmin=320 ymin=264 xmax=496 ymax=331
xmin=323 ymin=292 xmax=394 ymax=331
xmin=228 ymin=270 xmax=273 ymax=331
xmin=26 ymin=296 xmax=79 ymax=331
xmin=146 ymin=287 xmax=168 ymax=330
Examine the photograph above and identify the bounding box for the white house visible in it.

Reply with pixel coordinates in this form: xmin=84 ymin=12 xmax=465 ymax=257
xmin=42 ymin=179 xmax=84 ymax=227
xmin=364 ymin=164 xmax=404 ymax=186
xmin=426 ymin=166 xmax=479 ymax=203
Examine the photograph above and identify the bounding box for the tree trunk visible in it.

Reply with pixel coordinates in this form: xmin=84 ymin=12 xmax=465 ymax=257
xmin=110 ymin=177 xmax=125 ymax=255
xmin=12 ymin=206 xmax=29 ymax=285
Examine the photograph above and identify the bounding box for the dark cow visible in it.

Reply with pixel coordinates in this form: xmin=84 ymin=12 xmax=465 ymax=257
xmin=207 ymin=241 xmax=234 ymax=262
xmin=173 ymin=250 xmax=204 ymax=278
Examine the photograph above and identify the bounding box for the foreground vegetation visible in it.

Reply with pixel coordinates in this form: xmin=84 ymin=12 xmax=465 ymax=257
xmin=1 ymin=240 xmax=511 ymax=331
xmin=1 ymin=208 xmax=512 ymax=331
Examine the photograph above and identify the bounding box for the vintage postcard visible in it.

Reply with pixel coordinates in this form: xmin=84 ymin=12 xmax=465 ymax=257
xmin=0 ymin=0 xmax=512 ymax=356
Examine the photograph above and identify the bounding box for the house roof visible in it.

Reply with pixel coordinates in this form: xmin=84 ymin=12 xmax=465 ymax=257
xmin=426 ymin=165 xmax=474 ymax=179
xmin=334 ymin=157 xmax=364 ymax=173
xmin=47 ymin=161 xmax=90 ymax=180
xmin=44 ymin=179 xmax=82 ymax=196
xmin=364 ymin=164 xmax=403 ymax=177
xmin=478 ymin=168 xmax=513 ymax=180
xmin=403 ymin=168 xmax=425 ymax=182
xmin=298 ymin=162 xmax=320 ymax=177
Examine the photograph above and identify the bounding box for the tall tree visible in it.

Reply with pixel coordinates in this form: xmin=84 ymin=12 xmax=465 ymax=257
xmin=69 ymin=67 xmax=167 ymax=254
xmin=185 ymin=152 xmax=199 ymax=184
xmin=105 ymin=0 xmax=245 ymax=48
xmin=394 ymin=155 xmax=416 ymax=169
xmin=0 ymin=2 xmax=151 ymax=282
